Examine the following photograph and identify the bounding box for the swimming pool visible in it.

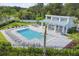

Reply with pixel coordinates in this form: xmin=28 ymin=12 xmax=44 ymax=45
xmin=17 ymin=28 xmax=44 ymax=40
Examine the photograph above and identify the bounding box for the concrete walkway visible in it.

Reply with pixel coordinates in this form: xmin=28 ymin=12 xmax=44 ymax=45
xmin=46 ymin=30 xmax=72 ymax=48
xmin=0 ymin=26 xmax=72 ymax=48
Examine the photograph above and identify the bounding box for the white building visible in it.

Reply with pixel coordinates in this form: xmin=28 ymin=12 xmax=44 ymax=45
xmin=76 ymin=24 xmax=79 ymax=31
xmin=42 ymin=15 xmax=75 ymax=34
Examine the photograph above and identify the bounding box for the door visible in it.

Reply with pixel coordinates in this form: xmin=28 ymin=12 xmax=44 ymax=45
xmin=56 ymin=26 xmax=63 ymax=33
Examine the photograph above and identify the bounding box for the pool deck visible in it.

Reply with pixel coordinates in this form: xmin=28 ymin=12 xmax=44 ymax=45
xmin=1 ymin=26 xmax=72 ymax=48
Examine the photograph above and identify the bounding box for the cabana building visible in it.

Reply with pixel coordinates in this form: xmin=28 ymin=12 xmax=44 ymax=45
xmin=42 ymin=15 xmax=75 ymax=34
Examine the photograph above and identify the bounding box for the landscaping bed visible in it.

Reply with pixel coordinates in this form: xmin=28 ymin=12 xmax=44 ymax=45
xmin=68 ymin=32 xmax=79 ymax=49
xmin=0 ymin=21 xmax=34 ymax=30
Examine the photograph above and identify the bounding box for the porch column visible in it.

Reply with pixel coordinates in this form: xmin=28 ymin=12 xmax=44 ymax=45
xmin=66 ymin=27 xmax=68 ymax=34
xmin=59 ymin=17 xmax=61 ymax=22
xmin=62 ymin=27 xmax=65 ymax=33
xmin=54 ymin=25 xmax=56 ymax=32
xmin=41 ymin=22 xmax=43 ymax=27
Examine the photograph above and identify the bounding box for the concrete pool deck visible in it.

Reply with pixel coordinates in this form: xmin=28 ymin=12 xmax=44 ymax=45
xmin=1 ymin=26 xmax=72 ymax=48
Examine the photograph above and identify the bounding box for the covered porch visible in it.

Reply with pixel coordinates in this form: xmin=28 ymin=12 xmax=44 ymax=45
xmin=40 ymin=20 xmax=68 ymax=34
xmin=47 ymin=24 xmax=68 ymax=34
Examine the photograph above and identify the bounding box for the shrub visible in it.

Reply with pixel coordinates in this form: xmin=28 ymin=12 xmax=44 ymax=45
xmin=36 ymin=17 xmax=43 ymax=20
xmin=68 ymin=27 xmax=77 ymax=34
xmin=1 ymin=46 xmax=79 ymax=56
xmin=0 ymin=20 xmax=15 ymax=28
xmin=74 ymin=44 xmax=79 ymax=49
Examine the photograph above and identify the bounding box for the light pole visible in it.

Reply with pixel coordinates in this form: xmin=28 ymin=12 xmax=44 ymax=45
xmin=43 ymin=23 xmax=47 ymax=56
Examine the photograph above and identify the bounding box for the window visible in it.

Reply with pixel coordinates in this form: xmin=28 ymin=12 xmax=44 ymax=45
xmin=60 ymin=18 xmax=67 ymax=22
xmin=47 ymin=16 xmax=51 ymax=19
xmin=52 ymin=17 xmax=59 ymax=21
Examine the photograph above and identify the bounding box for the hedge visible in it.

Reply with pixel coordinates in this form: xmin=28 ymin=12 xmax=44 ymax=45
xmin=0 ymin=45 xmax=79 ymax=56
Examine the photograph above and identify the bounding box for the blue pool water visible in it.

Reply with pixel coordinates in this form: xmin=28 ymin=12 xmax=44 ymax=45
xmin=17 ymin=28 xmax=44 ymax=40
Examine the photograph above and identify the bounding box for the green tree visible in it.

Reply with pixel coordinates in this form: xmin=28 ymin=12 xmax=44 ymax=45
xmin=61 ymin=4 xmax=75 ymax=16
xmin=36 ymin=16 xmax=43 ymax=20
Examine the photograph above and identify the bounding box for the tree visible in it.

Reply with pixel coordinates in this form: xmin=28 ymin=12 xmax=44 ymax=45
xmin=61 ymin=4 xmax=75 ymax=16
xmin=19 ymin=9 xmax=32 ymax=19
xmin=45 ymin=3 xmax=63 ymax=15
xmin=29 ymin=3 xmax=44 ymax=19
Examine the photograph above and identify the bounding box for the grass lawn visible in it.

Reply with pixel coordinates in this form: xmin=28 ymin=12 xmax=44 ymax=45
xmin=0 ymin=32 xmax=9 ymax=43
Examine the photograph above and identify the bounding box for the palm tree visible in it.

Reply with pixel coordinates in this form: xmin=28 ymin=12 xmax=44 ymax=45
xmin=43 ymin=24 xmax=47 ymax=56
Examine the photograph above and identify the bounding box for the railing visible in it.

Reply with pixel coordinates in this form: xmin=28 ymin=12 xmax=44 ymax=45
xmin=15 ymin=20 xmax=44 ymax=23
